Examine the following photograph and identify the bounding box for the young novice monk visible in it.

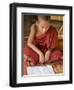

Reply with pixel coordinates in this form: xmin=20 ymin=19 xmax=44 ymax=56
xmin=24 ymin=16 xmax=63 ymax=67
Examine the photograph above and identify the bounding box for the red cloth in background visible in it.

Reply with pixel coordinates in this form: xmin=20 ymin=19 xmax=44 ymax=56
xmin=24 ymin=25 xmax=63 ymax=66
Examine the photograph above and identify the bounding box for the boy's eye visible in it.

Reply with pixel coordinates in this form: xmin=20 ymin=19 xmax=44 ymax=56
xmin=41 ymin=26 xmax=49 ymax=29
xmin=42 ymin=26 xmax=44 ymax=28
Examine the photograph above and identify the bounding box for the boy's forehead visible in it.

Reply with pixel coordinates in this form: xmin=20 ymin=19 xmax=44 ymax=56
xmin=38 ymin=16 xmax=48 ymax=20
xmin=39 ymin=20 xmax=49 ymax=25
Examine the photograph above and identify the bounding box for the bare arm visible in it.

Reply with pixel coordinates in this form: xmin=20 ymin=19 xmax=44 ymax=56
xmin=45 ymin=49 xmax=51 ymax=62
xmin=27 ymin=24 xmax=45 ymax=63
xmin=27 ymin=24 xmax=43 ymax=56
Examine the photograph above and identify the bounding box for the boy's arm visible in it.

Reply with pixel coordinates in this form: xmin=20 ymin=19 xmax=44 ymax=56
xmin=27 ymin=24 xmax=43 ymax=56
xmin=27 ymin=24 xmax=45 ymax=63
xmin=45 ymin=49 xmax=51 ymax=62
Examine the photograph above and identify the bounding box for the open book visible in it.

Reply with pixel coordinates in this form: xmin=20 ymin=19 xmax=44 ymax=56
xmin=27 ymin=65 xmax=55 ymax=76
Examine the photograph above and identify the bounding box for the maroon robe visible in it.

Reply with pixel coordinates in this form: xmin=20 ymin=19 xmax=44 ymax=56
xmin=24 ymin=25 xmax=63 ymax=66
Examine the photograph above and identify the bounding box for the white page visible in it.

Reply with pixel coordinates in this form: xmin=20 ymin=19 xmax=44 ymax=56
xmin=27 ymin=65 xmax=55 ymax=76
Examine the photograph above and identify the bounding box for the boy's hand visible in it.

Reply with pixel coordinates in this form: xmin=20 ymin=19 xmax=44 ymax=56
xmin=45 ymin=50 xmax=51 ymax=62
xmin=39 ymin=53 xmax=45 ymax=64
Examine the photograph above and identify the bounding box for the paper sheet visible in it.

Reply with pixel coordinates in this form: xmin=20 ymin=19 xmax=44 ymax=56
xmin=27 ymin=65 xmax=55 ymax=76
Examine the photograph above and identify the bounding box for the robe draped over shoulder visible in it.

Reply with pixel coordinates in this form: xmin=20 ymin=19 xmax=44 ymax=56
xmin=24 ymin=25 xmax=62 ymax=65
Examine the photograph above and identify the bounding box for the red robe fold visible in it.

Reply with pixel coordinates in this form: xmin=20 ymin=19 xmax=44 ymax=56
xmin=24 ymin=25 xmax=63 ymax=66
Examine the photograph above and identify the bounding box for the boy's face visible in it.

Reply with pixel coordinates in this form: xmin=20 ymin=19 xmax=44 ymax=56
xmin=38 ymin=19 xmax=49 ymax=33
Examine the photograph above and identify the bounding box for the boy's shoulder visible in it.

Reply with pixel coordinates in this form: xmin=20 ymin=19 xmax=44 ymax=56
xmin=49 ymin=25 xmax=56 ymax=30
xmin=31 ymin=24 xmax=36 ymax=30
xmin=49 ymin=25 xmax=58 ymax=34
